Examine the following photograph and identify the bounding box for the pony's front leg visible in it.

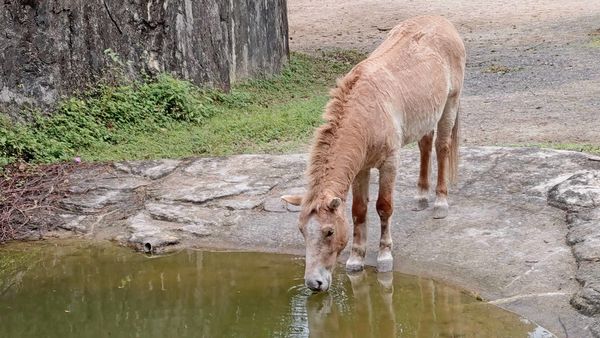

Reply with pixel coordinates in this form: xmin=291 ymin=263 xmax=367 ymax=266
xmin=346 ymin=169 xmax=370 ymax=272
xmin=376 ymin=160 xmax=396 ymax=272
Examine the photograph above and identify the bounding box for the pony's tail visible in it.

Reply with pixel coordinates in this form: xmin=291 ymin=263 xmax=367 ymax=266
xmin=448 ymin=108 xmax=460 ymax=186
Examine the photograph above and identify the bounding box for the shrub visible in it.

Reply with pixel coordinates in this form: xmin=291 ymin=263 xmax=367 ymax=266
xmin=0 ymin=73 xmax=223 ymax=165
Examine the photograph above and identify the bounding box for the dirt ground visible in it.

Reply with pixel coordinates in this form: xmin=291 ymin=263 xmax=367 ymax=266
xmin=288 ymin=0 xmax=600 ymax=146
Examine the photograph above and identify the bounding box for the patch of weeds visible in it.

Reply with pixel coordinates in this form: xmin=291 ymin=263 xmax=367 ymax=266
xmin=483 ymin=64 xmax=522 ymax=74
xmin=0 ymin=74 xmax=216 ymax=165
xmin=586 ymin=29 xmax=600 ymax=47
xmin=588 ymin=37 xmax=600 ymax=47
xmin=320 ymin=49 xmax=367 ymax=65
xmin=1 ymin=51 xmax=364 ymax=165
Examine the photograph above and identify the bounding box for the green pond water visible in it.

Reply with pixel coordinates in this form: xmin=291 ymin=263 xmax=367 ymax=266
xmin=0 ymin=241 xmax=551 ymax=338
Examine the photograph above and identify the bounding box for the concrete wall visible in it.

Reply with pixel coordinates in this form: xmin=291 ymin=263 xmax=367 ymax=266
xmin=0 ymin=0 xmax=289 ymax=119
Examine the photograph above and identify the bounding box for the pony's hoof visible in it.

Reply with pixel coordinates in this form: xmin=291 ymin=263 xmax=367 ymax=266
xmin=412 ymin=198 xmax=429 ymax=211
xmin=346 ymin=258 xmax=365 ymax=272
xmin=433 ymin=204 xmax=449 ymax=219
xmin=377 ymin=252 xmax=393 ymax=272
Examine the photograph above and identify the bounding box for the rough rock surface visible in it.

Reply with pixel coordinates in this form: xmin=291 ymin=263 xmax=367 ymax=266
xmin=0 ymin=0 xmax=288 ymax=118
xmin=549 ymin=173 xmax=600 ymax=326
xmin=52 ymin=147 xmax=600 ymax=337
xmin=549 ymin=172 xmax=600 ymax=211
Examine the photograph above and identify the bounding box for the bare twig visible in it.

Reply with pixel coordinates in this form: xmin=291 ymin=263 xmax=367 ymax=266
xmin=0 ymin=163 xmax=78 ymax=243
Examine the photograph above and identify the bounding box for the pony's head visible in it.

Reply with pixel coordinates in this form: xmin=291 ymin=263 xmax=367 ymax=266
xmin=282 ymin=192 xmax=349 ymax=292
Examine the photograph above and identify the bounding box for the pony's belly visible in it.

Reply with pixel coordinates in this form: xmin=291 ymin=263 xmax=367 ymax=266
xmin=398 ymin=111 xmax=442 ymax=146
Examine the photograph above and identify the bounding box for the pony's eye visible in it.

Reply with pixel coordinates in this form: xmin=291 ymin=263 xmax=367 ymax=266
xmin=325 ymin=229 xmax=334 ymax=238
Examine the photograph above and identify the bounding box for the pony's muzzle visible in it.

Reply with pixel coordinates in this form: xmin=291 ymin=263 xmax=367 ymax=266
xmin=305 ymin=271 xmax=331 ymax=292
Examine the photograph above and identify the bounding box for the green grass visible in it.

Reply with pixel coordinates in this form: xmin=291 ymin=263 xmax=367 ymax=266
xmin=0 ymin=51 xmax=366 ymax=165
xmin=80 ymin=95 xmax=329 ymax=160
xmin=589 ymin=36 xmax=600 ymax=48
xmin=502 ymin=143 xmax=600 ymax=155
xmin=482 ymin=64 xmax=522 ymax=74
xmin=587 ymin=29 xmax=600 ymax=47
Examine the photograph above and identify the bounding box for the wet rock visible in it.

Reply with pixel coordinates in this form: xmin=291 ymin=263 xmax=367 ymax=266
xmin=548 ymin=171 xmax=600 ymax=211
xmin=114 ymin=159 xmax=181 ymax=180
xmin=126 ymin=212 xmax=180 ymax=253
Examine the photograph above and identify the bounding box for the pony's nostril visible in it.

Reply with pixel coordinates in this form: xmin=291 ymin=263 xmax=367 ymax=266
xmin=306 ymin=278 xmax=324 ymax=291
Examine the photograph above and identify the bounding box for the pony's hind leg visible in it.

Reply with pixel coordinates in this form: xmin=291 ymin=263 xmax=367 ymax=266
xmin=413 ymin=130 xmax=434 ymax=211
xmin=433 ymin=94 xmax=460 ymax=219
xmin=376 ymin=158 xmax=396 ymax=272
xmin=346 ymin=169 xmax=370 ymax=272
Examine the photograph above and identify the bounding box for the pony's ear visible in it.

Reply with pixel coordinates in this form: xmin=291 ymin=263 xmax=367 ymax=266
xmin=281 ymin=195 xmax=303 ymax=206
xmin=328 ymin=197 xmax=342 ymax=210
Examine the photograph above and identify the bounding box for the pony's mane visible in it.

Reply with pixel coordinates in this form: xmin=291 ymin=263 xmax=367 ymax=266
xmin=303 ymin=69 xmax=363 ymax=212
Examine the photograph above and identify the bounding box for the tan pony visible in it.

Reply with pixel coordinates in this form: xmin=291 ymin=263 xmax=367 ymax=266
xmin=282 ymin=16 xmax=466 ymax=292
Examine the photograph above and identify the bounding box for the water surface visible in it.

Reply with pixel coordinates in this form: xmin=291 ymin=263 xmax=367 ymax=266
xmin=0 ymin=241 xmax=550 ymax=337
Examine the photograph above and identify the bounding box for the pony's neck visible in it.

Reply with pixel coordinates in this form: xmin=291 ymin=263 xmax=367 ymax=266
xmin=305 ymin=120 xmax=367 ymax=208
xmin=304 ymin=70 xmax=368 ymax=210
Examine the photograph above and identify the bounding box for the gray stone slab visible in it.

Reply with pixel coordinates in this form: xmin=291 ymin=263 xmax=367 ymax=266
xmin=180 ymin=224 xmax=211 ymax=237
xmin=61 ymin=189 xmax=133 ymax=214
xmin=145 ymin=201 xmax=241 ymax=228
xmin=149 ymin=154 xmax=304 ymax=204
xmin=210 ymin=196 xmax=265 ymax=210
xmin=263 ymin=197 xmax=302 ymax=213
xmin=146 ymin=201 xmax=228 ymax=225
xmin=114 ymin=159 xmax=182 ymax=180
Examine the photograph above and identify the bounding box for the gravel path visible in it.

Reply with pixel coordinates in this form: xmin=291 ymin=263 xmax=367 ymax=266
xmin=288 ymin=0 xmax=600 ymax=146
